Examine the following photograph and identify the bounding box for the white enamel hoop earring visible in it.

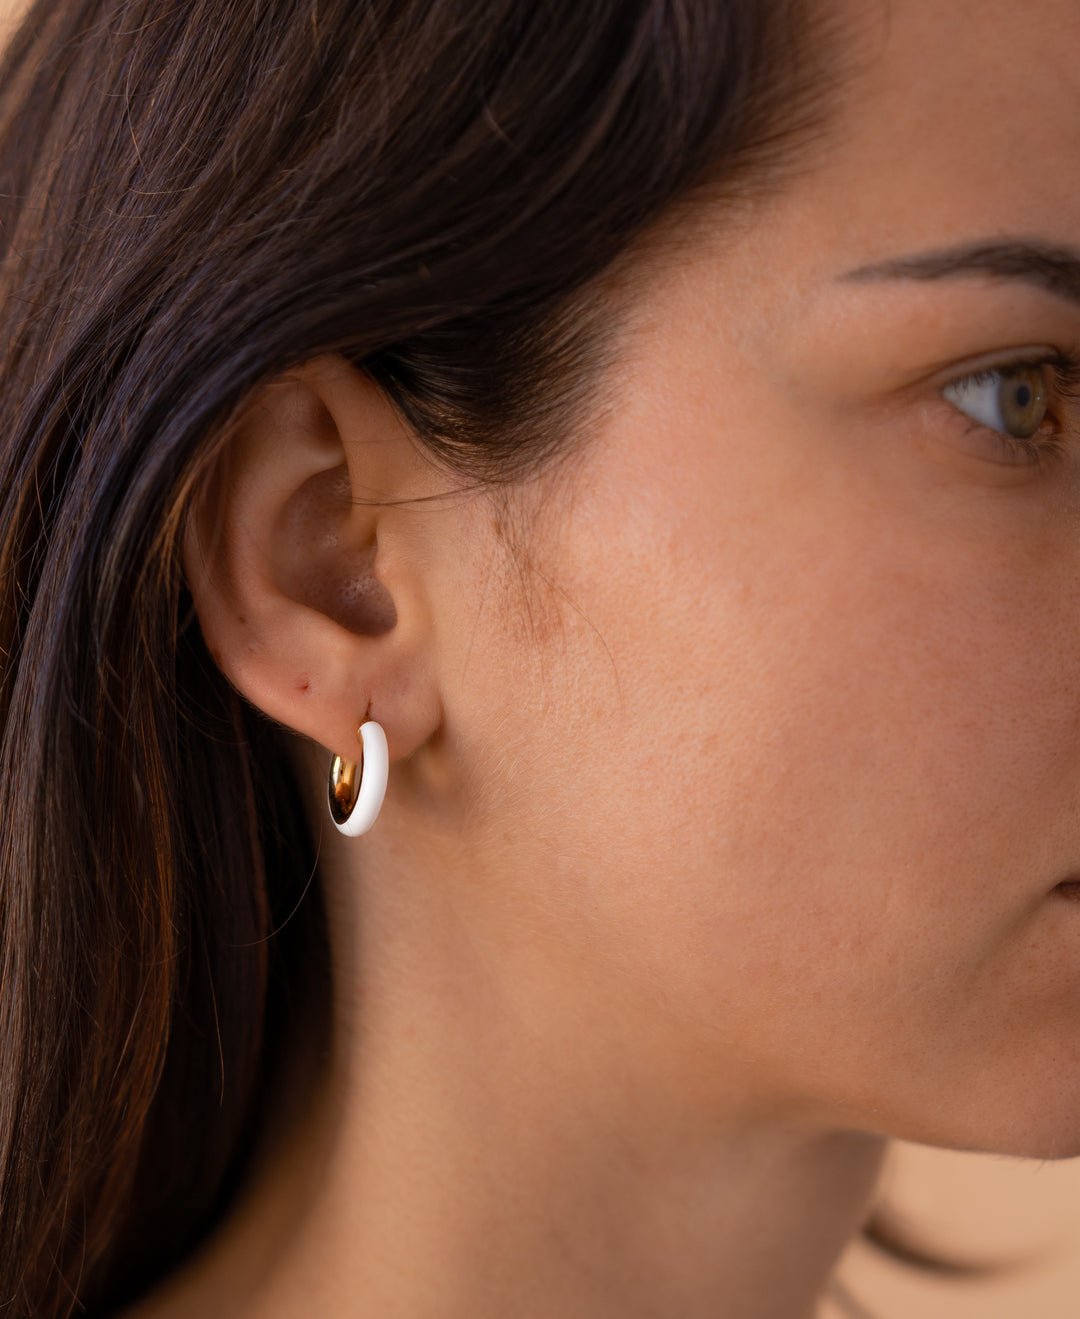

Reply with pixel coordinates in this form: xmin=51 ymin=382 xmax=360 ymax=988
xmin=327 ymin=720 xmax=389 ymax=836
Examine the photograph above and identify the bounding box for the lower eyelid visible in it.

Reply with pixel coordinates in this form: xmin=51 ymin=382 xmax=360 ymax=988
xmin=914 ymin=386 xmax=1042 ymax=465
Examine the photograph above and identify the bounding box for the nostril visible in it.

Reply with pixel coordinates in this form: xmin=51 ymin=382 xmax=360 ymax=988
xmin=1053 ymin=878 xmax=1080 ymax=902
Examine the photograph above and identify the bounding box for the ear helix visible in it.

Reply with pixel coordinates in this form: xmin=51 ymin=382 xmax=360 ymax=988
xmin=327 ymin=720 xmax=389 ymax=836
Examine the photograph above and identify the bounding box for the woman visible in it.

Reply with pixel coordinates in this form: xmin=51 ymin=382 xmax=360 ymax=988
xmin=2 ymin=0 xmax=1080 ymax=1314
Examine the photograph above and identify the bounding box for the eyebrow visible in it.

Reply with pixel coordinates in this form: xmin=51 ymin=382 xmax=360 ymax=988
xmin=840 ymin=240 xmax=1080 ymax=311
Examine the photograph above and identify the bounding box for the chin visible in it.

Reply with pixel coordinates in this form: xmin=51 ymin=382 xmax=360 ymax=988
xmin=986 ymin=1128 xmax=1080 ymax=1162
xmin=889 ymin=1088 xmax=1080 ymax=1162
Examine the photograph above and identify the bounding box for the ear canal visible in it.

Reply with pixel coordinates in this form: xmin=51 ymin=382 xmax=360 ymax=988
xmin=274 ymin=466 xmax=397 ymax=638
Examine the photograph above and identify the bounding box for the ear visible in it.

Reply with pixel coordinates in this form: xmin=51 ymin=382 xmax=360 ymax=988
xmin=182 ymin=353 xmax=446 ymax=768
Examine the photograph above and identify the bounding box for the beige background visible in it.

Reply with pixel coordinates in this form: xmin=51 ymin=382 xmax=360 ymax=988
xmin=4 ymin=1 xmax=1080 ymax=1316
xmin=821 ymin=1141 xmax=1080 ymax=1317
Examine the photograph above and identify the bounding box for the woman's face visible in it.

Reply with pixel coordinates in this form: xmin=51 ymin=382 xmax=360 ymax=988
xmin=415 ymin=0 xmax=1080 ymax=1159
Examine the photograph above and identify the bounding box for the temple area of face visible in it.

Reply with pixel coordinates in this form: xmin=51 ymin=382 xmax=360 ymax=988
xmin=838 ymin=239 xmax=1080 ymax=313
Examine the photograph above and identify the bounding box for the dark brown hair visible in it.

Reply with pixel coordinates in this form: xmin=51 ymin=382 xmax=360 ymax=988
xmin=0 ymin=1 xmax=878 ymax=1315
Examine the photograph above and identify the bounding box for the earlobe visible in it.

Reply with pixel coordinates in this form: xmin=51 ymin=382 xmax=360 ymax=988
xmin=181 ymin=354 xmax=444 ymax=770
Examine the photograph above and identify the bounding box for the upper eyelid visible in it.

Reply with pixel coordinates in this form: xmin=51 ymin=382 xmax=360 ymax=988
xmin=866 ymin=352 xmax=1042 ymax=418
xmin=935 ymin=348 xmax=1061 ymax=389
xmin=941 ymin=350 xmax=1080 ymax=402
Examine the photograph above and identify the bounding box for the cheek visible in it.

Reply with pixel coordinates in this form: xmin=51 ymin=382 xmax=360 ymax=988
xmin=526 ymin=397 xmax=1080 ymax=1136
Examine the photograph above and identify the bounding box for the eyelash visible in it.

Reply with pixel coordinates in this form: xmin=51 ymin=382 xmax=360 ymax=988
xmin=945 ymin=349 xmax=1080 ymax=470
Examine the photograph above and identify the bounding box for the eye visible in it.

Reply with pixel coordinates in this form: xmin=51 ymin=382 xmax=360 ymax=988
xmin=941 ymin=362 xmax=1049 ymax=440
xmin=937 ymin=351 xmax=1080 ymax=470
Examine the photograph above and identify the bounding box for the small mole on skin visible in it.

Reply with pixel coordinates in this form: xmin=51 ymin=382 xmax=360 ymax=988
xmin=296 ymin=675 xmax=311 ymax=693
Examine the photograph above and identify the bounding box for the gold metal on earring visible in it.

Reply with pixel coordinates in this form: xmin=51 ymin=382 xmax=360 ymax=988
xmin=327 ymin=720 xmax=388 ymax=836
xmin=328 ymin=728 xmax=364 ymax=827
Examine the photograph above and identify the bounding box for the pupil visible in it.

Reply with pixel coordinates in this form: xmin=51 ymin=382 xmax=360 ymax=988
xmin=1015 ymin=384 xmax=1031 ymax=408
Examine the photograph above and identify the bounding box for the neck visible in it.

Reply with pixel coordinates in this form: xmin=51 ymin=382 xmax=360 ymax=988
xmin=125 ymin=812 xmax=886 ymax=1319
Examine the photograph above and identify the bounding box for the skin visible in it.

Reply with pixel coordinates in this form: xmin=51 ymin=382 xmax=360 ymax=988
xmin=135 ymin=0 xmax=1080 ymax=1315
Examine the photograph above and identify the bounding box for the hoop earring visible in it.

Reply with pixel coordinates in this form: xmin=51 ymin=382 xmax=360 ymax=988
xmin=327 ymin=720 xmax=389 ymax=836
